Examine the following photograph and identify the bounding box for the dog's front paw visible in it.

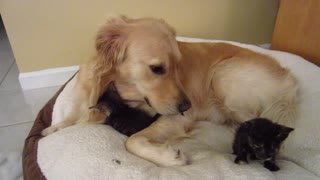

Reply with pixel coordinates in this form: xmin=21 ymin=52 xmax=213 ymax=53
xmin=41 ymin=126 xmax=58 ymax=136
xmin=126 ymin=135 xmax=188 ymax=167
xmin=157 ymin=146 xmax=189 ymax=166
xmin=174 ymin=148 xmax=189 ymax=165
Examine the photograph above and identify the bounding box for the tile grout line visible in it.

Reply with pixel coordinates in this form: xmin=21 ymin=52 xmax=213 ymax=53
xmin=0 ymin=60 xmax=15 ymax=86
xmin=0 ymin=120 xmax=34 ymax=128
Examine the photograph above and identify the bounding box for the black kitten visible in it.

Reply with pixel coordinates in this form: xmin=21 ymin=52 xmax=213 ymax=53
xmin=90 ymin=82 xmax=160 ymax=136
xmin=232 ymin=118 xmax=294 ymax=171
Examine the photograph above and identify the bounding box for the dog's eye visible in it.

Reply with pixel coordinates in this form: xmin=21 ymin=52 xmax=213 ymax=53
xmin=150 ymin=65 xmax=165 ymax=75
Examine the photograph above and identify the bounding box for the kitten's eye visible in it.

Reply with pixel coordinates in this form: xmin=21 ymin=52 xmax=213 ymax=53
xmin=253 ymin=144 xmax=264 ymax=149
xmin=150 ymin=65 xmax=165 ymax=75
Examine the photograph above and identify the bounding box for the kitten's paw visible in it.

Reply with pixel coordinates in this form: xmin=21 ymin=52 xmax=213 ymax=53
xmin=237 ymin=160 xmax=248 ymax=165
xmin=264 ymin=161 xmax=280 ymax=171
xmin=249 ymin=154 xmax=258 ymax=160
xmin=234 ymin=157 xmax=248 ymax=165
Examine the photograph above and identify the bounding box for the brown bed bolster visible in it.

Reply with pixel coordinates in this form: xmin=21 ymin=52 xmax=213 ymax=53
xmin=22 ymin=74 xmax=76 ymax=180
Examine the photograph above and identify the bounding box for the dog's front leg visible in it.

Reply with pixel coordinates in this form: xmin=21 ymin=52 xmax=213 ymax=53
xmin=41 ymin=115 xmax=77 ymax=136
xmin=126 ymin=116 xmax=190 ymax=166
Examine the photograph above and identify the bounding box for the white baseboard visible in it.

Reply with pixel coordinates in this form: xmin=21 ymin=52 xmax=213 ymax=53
xmin=19 ymin=66 xmax=79 ymax=90
xmin=258 ymin=43 xmax=271 ymax=49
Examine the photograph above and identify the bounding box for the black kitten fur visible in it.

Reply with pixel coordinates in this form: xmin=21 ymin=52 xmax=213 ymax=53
xmin=91 ymin=82 xmax=160 ymax=136
xmin=232 ymin=118 xmax=294 ymax=171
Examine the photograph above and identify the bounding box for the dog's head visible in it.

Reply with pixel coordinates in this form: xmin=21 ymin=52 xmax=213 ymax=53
xmin=95 ymin=16 xmax=191 ymax=115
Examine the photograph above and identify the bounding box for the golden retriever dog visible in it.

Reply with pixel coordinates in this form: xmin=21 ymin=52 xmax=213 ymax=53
xmin=42 ymin=16 xmax=299 ymax=167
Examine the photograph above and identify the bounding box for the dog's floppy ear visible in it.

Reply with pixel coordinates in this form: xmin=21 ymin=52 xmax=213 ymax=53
xmin=95 ymin=16 xmax=131 ymax=66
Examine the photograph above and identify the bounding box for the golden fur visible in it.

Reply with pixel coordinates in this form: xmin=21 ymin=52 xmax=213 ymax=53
xmin=42 ymin=16 xmax=299 ymax=167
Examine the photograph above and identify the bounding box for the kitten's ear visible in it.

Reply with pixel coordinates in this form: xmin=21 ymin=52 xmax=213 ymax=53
xmin=277 ymin=126 xmax=294 ymax=141
xmin=106 ymin=81 xmax=117 ymax=93
xmin=89 ymin=103 xmax=108 ymax=113
xmin=243 ymin=122 xmax=252 ymax=129
xmin=105 ymin=81 xmax=123 ymax=101
xmin=241 ymin=121 xmax=253 ymax=133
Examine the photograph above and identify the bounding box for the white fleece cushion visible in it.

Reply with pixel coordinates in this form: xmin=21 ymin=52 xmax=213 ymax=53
xmin=38 ymin=37 xmax=320 ymax=180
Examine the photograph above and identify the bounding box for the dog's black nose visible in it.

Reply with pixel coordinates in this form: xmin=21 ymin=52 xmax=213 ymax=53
xmin=178 ymin=97 xmax=191 ymax=114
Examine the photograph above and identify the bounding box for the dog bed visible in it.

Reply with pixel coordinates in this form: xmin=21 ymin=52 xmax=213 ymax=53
xmin=23 ymin=37 xmax=320 ymax=180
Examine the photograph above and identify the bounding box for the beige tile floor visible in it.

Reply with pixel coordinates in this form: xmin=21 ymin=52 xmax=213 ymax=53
xmin=0 ymin=21 xmax=60 ymax=154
